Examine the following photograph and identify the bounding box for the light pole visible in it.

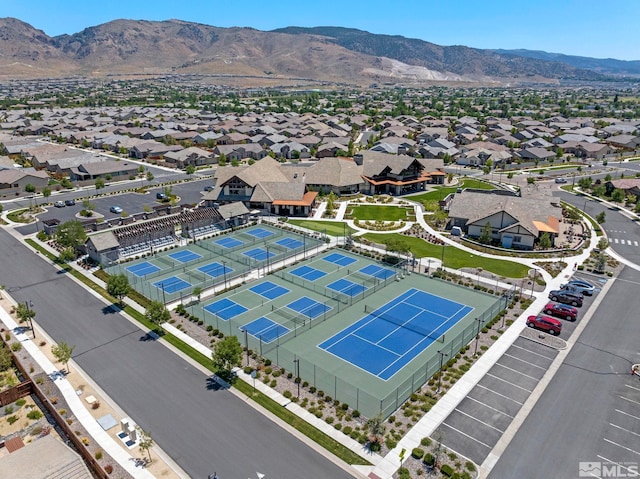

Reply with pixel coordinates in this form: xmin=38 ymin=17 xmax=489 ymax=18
xmin=221 ymin=260 xmax=228 ymax=290
xmin=436 ymin=350 xmax=448 ymax=394
xmin=26 ymin=300 xmax=35 ymax=339
xmin=530 ymin=269 xmax=538 ymax=298
xmin=474 ymin=317 xmax=482 ymax=355
xmin=244 ymin=329 xmax=249 ymax=366
xmin=160 ymin=282 xmax=166 ymax=305
xmin=265 ymin=246 xmax=270 ymax=274
xmin=294 ymin=358 xmax=300 ymax=398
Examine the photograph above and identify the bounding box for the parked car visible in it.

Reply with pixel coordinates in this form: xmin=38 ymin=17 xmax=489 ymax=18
xmin=543 ymin=302 xmax=578 ymax=321
xmin=548 ymin=290 xmax=583 ymax=307
xmin=64 ymin=199 xmax=76 ymax=206
xmin=554 ymin=177 xmax=568 ymax=184
xmin=109 ymin=205 xmax=123 ymax=214
xmin=527 ymin=314 xmax=562 ymax=335
xmin=204 ymin=185 xmax=214 ymax=192
xmin=53 ymin=201 xmax=65 ymax=208
xmin=561 ymin=279 xmax=596 ymax=296
xmin=156 ymin=192 xmax=167 ymax=200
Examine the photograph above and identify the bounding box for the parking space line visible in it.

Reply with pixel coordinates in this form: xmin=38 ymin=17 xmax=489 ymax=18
xmin=620 ymin=395 xmax=640 ymax=406
xmin=454 ymin=408 xmax=505 ymax=433
xmin=440 ymin=423 xmax=492 ymax=449
xmin=466 ymin=396 xmax=514 ymax=418
xmin=610 ymin=423 xmax=640 ymax=438
xmin=494 ymin=362 xmax=541 ymax=380
xmin=476 ymin=385 xmax=524 ymax=405
xmin=625 ymin=383 xmax=640 ymax=392
xmin=510 ymin=343 xmax=555 ymax=360
xmin=486 ymin=373 xmax=533 ymax=392
xmin=598 ymin=455 xmax=639 ymax=476
xmin=603 ymin=438 xmax=640 ymax=457
xmin=502 ymin=353 xmax=548 ymax=370
xmin=616 ymin=409 xmax=640 ymax=422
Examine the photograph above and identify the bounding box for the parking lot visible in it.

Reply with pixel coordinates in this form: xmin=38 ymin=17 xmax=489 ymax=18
xmin=435 ymin=274 xmax=603 ymax=465
xmin=434 ymin=337 xmax=558 ymax=465
xmin=594 ymin=367 xmax=640 ymax=471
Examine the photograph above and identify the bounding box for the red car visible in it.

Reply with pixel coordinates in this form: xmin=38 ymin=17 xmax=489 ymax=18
xmin=527 ymin=314 xmax=562 ymax=335
xmin=543 ymin=302 xmax=578 ymax=321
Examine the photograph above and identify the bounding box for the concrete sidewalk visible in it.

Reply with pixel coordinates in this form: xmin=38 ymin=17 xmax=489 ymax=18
xmin=0 ymin=305 xmax=156 ymax=479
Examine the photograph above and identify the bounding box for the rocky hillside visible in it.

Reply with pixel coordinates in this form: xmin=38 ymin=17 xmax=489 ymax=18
xmin=0 ymin=18 xmax=611 ymax=84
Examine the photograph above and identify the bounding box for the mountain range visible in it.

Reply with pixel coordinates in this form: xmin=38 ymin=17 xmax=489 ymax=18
xmin=0 ymin=18 xmax=635 ymax=85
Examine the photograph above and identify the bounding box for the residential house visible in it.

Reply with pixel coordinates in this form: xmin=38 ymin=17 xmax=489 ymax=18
xmin=446 ymin=190 xmax=562 ymax=250
xmin=355 ymin=151 xmax=444 ymax=195
xmin=0 ymin=169 xmax=49 ymax=194
xmin=604 ymin=178 xmax=640 ymax=199
xmin=164 ymin=147 xmax=214 ymax=168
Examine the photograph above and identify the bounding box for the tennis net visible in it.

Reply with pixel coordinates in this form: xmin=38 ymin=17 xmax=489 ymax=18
xmin=270 ymin=304 xmax=307 ymax=327
xmin=364 ymin=304 xmax=444 ymax=342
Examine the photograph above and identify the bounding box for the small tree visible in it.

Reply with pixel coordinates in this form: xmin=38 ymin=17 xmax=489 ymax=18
xmin=51 ymin=342 xmax=75 ymax=373
xmin=136 ymin=426 xmax=154 ymax=463
xmin=192 ymin=286 xmax=202 ymax=303
xmin=479 ymin=221 xmax=493 ymax=244
xmin=24 ymin=183 xmax=36 ymax=193
xmin=597 ymin=237 xmax=609 ymax=251
xmin=366 ymin=413 xmax=385 ymax=452
xmin=146 ymin=171 xmax=154 ymax=183
xmin=16 ymin=303 xmax=36 ymax=327
xmin=107 ymin=274 xmax=130 ymax=305
xmin=145 ymin=301 xmax=170 ymax=331
xmin=185 ymin=164 xmax=196 ymax=176
xmin=596 ymin=211 xmax=606 ymax=224
xmin=594 ymin=253 xmax=607 ymax=273
xmin=611 ymin=188 xmax=625 ymax=203
xmin=211 ymin=336 xmax=242 ymax=381
xmin=42 ymin=187 xmax=52 ymax=202
xmin=95 ymin=177 xmax=105 ymax=191
xmin=55 ymin=220 xmax=87 ymax=251
xmin=538 ymin=232 xmax=552 ymax=249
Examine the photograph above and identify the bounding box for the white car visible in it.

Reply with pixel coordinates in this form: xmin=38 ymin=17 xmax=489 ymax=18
xmin=109 ymin=205 xmax=123 ymax=214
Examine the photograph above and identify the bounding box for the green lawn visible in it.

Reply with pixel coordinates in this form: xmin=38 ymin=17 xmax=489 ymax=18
xmin=408 ymin=179 xmax=496 ymax=203
xmin=287 ymin=220 xmax=356 ymax=237
xmin=348 ymin=204 xmax=411 ymax=221
xmin=361 ymin=233 xmax=531 ymax=278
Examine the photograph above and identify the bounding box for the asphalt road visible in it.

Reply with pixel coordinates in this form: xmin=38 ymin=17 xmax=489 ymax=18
xmin=488 ymin=266 xmax=640 ymax=479
xmin=0 ymin=229 xmax=357 ymax=479
xmin=555 ymin=189 xmax=640 ymax=265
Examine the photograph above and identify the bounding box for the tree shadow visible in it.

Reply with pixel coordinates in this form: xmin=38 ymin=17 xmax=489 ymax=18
xmin=101 ymin=305 xmax=119 ymax=315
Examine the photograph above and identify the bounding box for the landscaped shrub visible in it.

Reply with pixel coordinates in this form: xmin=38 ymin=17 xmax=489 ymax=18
xmin=412 ymin=447 xmax=425 ymax=459
xmin=283 ymin=390 xmax=292 ymax=399
xmin=27 ymin=410 xmax=42 ymax=420
xmin=423 ymin=453 xmax=434 ymax=466
xmin=398 ymin=467 xmax=411 ymax=479
xmin=6 ymin=415 xmax=18 ymax=425
xmin=440 ymin=464 xmax=454 ymax=477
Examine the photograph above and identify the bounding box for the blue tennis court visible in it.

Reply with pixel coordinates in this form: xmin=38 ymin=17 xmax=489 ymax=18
xmin=319 ymin=288 xmax=473 ymax=380
xmin=249 ymin=281 xmax=290 ymax=300
xmin=214 ymin=237 xmax=244 ymax=249
xmin=359 ymin=264 xmax=396 ymax=280
xmin=198 ymin=262 xmax=233 ymax=278
xmin=290 ymin=265 xmax=327 ymax=281
xmin=204 ymin=298 xmax=248 ymax=321
xmin=243 ymin=248 xmax=275 ymax=261
xmin=126 ymin=262 xmax=161 ymax=277
xmin=287 ymin=296 xmax=332 ymax=319
xmin=276 ymin=237 xmax=304 ymax=249
xmin=152 ymin=276 xmax=191 ymax=294
xmin=327 ymin=278 xmax=367 ymax=297
xmin=246 ymin=228 xmax=275 ymax=239
xmin=168 ymin=250 xmax=202 ymax=263
xmin=323 ymin=252 xmax=357 ymax=266
xmin=241 ymin=317 xmax=290 ymax=343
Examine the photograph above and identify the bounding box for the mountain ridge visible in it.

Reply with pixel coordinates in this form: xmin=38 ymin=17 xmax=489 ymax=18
xmin=0 ymin=18 xmax=623 ymax=84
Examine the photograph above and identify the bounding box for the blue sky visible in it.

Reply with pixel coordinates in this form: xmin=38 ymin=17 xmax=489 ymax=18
xmin=5 ymin=0 xmax=639 ymax=60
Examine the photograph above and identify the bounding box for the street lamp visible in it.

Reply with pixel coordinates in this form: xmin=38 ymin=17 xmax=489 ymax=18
xmin=474 ymin=317 xmax=482 ymax=355
xmin=159 ymin=282 xmax=166 ymax=305
xmin=530 ymin=269 xmax=538 ymax=298
xmin=436 ymin=350 xmax=448 ymax=394
xmin=265 ymin=246 xmax=270 ymax=274
xmin=294 ymin=358 xmax=300 ymax=398
xmin=221 ymin=260 xmax=228 ymax=290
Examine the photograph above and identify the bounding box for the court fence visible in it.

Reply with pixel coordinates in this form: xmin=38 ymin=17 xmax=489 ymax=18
xmin=257 ymin=288 xmax=509 ymax=420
